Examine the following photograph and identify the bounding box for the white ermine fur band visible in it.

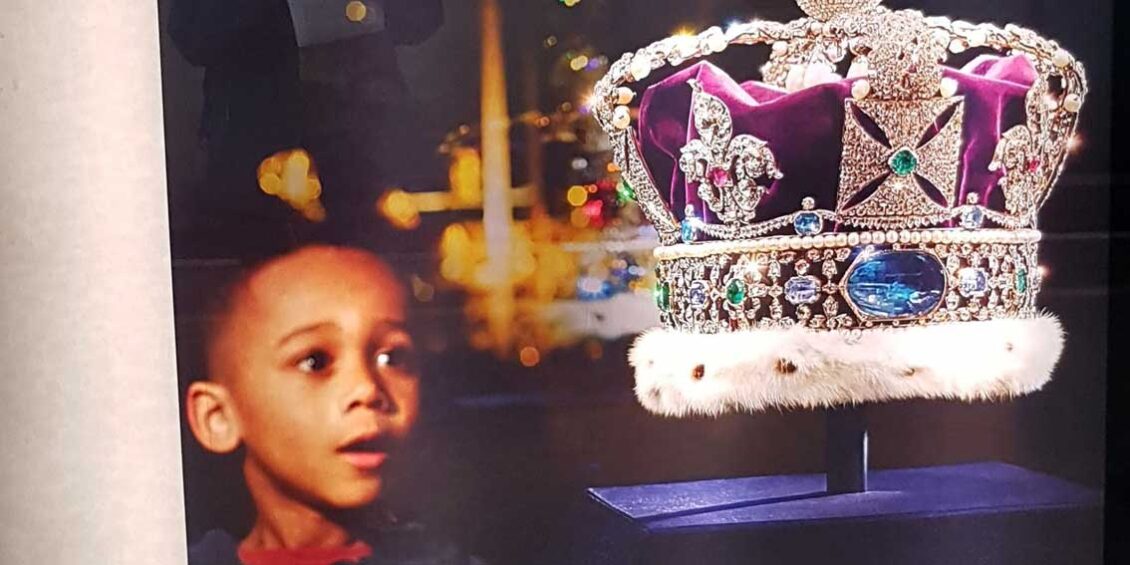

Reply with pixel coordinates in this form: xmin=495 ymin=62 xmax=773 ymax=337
xmin=629 ymin=315 xmax=1063 ymax=417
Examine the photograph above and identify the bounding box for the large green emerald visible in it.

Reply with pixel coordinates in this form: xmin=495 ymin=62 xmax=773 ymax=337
xmin=1016 ymin=268 xmax=1029 ymax=293
xmin=616 ymin=178 xmax=635 ymax=204
xmin=888 ymin=148 xmax=919 ymax=177
xmin=726 ymin=279 xmax=747 ymax=305
xmin=655 ymin=283 xmax=671 ymax=311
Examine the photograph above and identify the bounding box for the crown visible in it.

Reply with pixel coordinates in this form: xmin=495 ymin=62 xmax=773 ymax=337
xmin=592 ymin=0 xmax=1086 ymax=416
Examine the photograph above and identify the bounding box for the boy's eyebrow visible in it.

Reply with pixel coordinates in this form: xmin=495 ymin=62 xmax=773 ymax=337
xmin=373 ymin=319 xmax=409 ymax=332
xmin=276 ymin=318 xmax=410 ymax=347
xmin=277 ymin=322 xmax=338 ymax=347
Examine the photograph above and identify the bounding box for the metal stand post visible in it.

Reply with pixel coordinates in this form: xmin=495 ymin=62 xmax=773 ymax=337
xmin=826 ymin=405 xmax=869 ymax=494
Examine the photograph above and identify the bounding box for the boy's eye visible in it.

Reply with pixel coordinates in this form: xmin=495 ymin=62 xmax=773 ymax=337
xmin=375 ymin=346 xmax=419 ymax=375
xmin=296 ymin=351 xmax=332 ymax=373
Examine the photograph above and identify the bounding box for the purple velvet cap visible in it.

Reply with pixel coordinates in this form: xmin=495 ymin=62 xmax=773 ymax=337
xmin=636 ymin=56 xmax=1037 ymax=230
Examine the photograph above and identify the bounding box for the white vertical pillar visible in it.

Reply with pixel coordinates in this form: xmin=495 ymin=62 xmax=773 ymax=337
xmin=479 ymin=0 xmax=516 ymax=355
xmin=0 ymin=1 xmax=187 ymax=563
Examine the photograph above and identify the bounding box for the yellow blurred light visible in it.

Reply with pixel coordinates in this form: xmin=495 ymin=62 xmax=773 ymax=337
xmin=673 ymin=26 xmax=696 ymax=37
xmin=440 ymin=258 xmax=462 ymax=284
xmin=345 ymin=0 xmax=367 ymax=22
xmin=378 ymin=189 xmax=421 ymax=230
xmin=566 ymin=185 xmax=589 ymax=207
xmin=519 ymin=346 xmax=541 ymax=367
xmin=305 ymin=178 xmax=322 ymax=201
xmin=283 ymin=153 xmax=312 ymax=200
xmin=449 ymin=147 xmax=483 ymax=205
xmin=569 ymin=55 xmax=590 ymax=71
xmin=259 ymin=172 xmax=281 ymax=195
xmin=513 ymin=252 xmax=536 ymax=280
xmin=283 ymin=177 xmax=306 ymax=204
xmin=606 ymin=162 xmax=620 ymax=174
xmin=285 ymin=150 xmax=311 ymax=174
xmin=258 ymin=149 xmax=324 ymax=213
xmin=300 ymin=200 xmax=326 ymax=223
xmin=570 ymin=207 xmax=591 ymax=228
xmin=441 ymin=223 xmax=472 ymax=255
xmin=257 ymin=154 xmax=283 ymax=178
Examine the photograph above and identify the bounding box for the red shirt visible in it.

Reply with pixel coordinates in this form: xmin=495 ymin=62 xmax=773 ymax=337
xmin=237 ymin=541 xmax=373 ymax=565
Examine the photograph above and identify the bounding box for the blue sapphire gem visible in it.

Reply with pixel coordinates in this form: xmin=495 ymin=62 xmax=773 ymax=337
xmin=959 ymin=206 xmax=985 ymax=230
xmin=793 ymin=212 xmax=824 ymax=236
xmin=681 ymin=218 xmax=696 ymax=243
xmin=958 ymin=267 xmax=989 ymax=298
xmin=784 ymin=276 xmax=821 ymax=305
xmin=845 ymin=250 xmax=945 ymax=320
xmin=689 ymin=281 xmax=709 ymax=308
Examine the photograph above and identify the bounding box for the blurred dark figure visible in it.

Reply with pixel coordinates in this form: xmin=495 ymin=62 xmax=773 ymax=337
xmin=169 ymin=0 xmax=443 ymax=254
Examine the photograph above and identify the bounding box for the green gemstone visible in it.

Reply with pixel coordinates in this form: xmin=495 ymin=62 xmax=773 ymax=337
xmin=726 ymin=279 xmax=747 ymax=305
xmin=616 ymin=178 xmax=636 ymax=204
xmin=889 ymin=148 xmax=919 ymax=177
xmin=1016 ymin=268 xmax=1029 ymax=293
xmin=655 ymin=283 xmax=671 ymax=311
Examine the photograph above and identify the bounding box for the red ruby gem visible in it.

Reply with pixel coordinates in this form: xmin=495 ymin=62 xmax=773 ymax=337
xmin=1025 ymin=159 xmax=1042 ymax=173
xmin=708 ymin=167 xmax=733 ymax=187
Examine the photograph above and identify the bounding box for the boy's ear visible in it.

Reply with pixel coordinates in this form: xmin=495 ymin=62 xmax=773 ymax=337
xmin=186 ymin=381 xmax=242 ymax=454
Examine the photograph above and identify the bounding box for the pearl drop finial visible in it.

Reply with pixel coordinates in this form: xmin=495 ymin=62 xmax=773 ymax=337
xmin=796 ymin=0 xmax=882 ymax=22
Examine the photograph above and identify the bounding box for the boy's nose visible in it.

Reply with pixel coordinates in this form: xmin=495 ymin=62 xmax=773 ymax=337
xmin=346 ymin=366 xmax=395 ymax=414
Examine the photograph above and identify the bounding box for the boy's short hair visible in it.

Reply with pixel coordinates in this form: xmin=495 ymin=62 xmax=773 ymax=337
xmin=176 ymin=238 xmax=409 ymax=384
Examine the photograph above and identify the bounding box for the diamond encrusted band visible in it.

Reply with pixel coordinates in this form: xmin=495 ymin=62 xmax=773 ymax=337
xmin=654 ymin=229 xmax=1041 ymax=333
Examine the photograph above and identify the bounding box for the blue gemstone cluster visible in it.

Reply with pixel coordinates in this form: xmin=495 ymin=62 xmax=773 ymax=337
xmin=959 ymin=206 xmax=985 ymax=230
xmin=681 ymin=218 xmax=696 ymax=243
xmin=845 ymin=250 xmax=945 ymax=320
xmin=957 ymin=267 xmax=989 ymax=298
xmin=793 ymin=212 xmax=823 ymax=236
xmin=689 ymin=281 xmax=709 ymax=308
xmin=681 ymin=204 xmax=698 ymax=243
xmin=785 ymin=276 xmax=821 ymax=305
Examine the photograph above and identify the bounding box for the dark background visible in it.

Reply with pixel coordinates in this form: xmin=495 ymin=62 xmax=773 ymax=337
xmin=156 ymin=1 xmax=1116 ymax=563
xmin=1105 ymin=0 xmax=1128 ymax=561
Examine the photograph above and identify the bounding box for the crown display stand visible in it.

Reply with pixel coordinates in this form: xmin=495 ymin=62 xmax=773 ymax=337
xmin=825 ymin=406 xmax=868 ymax=494
xmin=575 ymin=407 xmax=1102 ymax=565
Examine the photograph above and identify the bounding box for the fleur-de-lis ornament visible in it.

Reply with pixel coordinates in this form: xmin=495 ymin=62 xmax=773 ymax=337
xmin=991 ymin=125 xmax=1046 ymax=222
xmin=679 ymin=80 xmax=783 ymax=225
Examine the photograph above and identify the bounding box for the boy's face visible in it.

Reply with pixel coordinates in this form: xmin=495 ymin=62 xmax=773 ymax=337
xmin=206 ymin=247 xmax=419 ymax=510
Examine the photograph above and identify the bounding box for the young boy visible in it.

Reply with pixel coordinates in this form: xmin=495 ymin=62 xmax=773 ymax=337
xmin=185 ymin=245 xmax=469 ymax=564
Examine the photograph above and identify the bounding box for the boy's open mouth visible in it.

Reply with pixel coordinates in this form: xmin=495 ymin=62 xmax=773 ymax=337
xmin=337 ymin=435 xmax=390 ymax=470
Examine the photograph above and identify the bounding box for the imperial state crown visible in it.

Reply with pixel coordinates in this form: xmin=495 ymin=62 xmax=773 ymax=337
xmin=592 ymin=0 xmax=1086 ymax=416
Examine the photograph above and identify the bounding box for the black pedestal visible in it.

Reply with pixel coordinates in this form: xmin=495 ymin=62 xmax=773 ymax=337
xmin=578 ymin=463 xmax=1101 ymax=565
